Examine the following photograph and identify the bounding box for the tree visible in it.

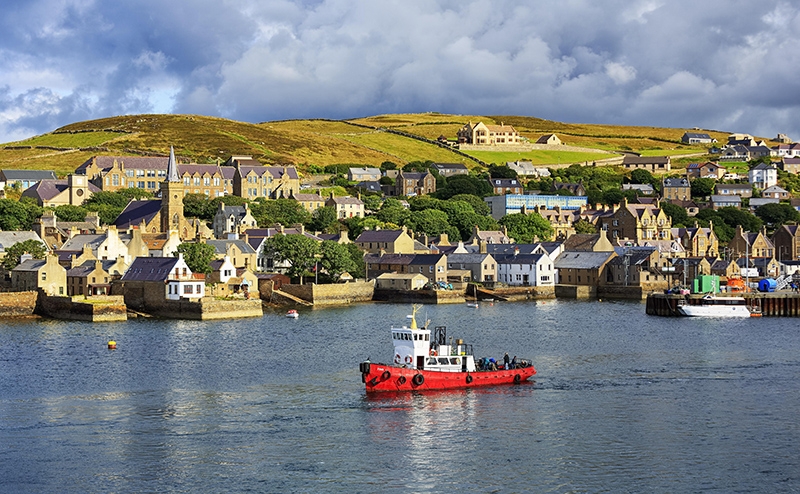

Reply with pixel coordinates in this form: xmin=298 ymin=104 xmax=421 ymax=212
xmin=308 ymin=206 xmax=339 ymax=233
xmin=499 ymin=212 xmax=554 ymax=243
xmin=262 ymin=234 xmax=320 ymax=283
xmin=319 ymin=240 xmax=358 ymax=280
xmin=175 ymin=242 xmax=216 ymax=276
xmin=449 ymin=194 xmax=490 ymax=216
xmin=2 ymin=239 xmax=47 ymax=271
xmin=755 ymin=203 xmax=800 ymax=229
xmin=691 ymin=178 xmax=715 ymax=198
xmin=662 ymin=202 xmax=689 ymax=227
xmin=488 ymin=164 xmax=517 ymax=179
xmin=0 ymin=199 xmax=36 ymax=230
xmin=54 ymin=205 xmax=89 ymax=222
xmin=407 ymin=209 xmax=458 ymax=239
xmin=573 ymin=218 xmax=597 ymax=234
xmin=183 ymin=193 xmax=215 ymax=221
xmin=377 ymin=200 xmax=411 ymax=225
xmin=629 ymin=169 xmax=656 ymax=185
xmin=434 ymin=174 xmax=492 ymax=199
xmin=251 ymin=198 xmax=311 ymax=227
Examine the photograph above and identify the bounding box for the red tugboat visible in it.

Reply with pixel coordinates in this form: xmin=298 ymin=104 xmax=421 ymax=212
xmin=359 ymin=305 xmax=536 ymax=392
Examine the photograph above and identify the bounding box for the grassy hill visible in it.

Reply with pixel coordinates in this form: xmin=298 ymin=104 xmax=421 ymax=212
xmin=0 ymin=112 xmax=735 ymax=177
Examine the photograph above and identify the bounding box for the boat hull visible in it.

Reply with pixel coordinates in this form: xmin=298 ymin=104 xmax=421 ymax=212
xmin=360 ymin=362 xmax=536 ymax=393
xmin=677 ymin=306 xmax=752 ymax=317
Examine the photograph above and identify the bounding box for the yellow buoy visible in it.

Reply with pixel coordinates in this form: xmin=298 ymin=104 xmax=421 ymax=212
xmin=108 ymin=340 xmax=117 ymax=350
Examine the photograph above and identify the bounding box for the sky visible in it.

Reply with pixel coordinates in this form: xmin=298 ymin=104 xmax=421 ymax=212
xmin=1 ymin=0 xmax=799 ymax=144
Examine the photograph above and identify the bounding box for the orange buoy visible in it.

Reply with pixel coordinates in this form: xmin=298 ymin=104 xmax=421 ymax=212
xmin=108 ymin=340 xmax=117 ymax=350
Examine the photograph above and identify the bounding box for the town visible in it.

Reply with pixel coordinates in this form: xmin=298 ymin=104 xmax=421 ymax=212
xmin=0 ymin=120 xmax=799 ymax=320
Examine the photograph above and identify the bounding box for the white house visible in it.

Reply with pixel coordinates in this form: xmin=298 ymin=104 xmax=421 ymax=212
xmin=748 ymin=163 xmax=778 ymax=189
xmin=495 ymin=252 xmax=555 ymax=286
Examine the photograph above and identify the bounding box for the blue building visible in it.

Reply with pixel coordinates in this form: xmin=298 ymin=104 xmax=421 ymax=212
xmin=485 ymin=194 xmax=588 ymax=220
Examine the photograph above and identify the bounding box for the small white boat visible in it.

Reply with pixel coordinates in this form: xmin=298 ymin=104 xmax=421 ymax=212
xmin=677 ymin=295 xmax=756 ymax=318
xmin=286 ymin=309 xmax=299 ymax=318
xmin=466 ymin=301 xmax=479 ymax=308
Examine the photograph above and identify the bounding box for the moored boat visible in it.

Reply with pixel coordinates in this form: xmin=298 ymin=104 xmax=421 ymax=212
xmin=359 ymin=305 xmax=536 ymax=392
xmin=677 ymin=294 xmax=759 ymax=318
xmin=286 ymin=309 xmax=299 ymax=318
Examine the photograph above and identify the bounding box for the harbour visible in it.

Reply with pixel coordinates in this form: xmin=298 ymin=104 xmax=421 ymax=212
xmin=2 ymin=300 xmax=799 ymax=492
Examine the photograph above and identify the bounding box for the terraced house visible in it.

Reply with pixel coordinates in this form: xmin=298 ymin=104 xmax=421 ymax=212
xmin=595 ymin=199 xmax=672 ymax=243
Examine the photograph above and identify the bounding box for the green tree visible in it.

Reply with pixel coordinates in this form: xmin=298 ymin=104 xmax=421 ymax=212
xmin=251 ymin=198 xmax=311 ymax=227
xmin=499 ymin=212 xmax=554 ymax=243
xmin=262 ymin=234 xmax=320 ymax=283
xmin=319 ymin=240 xmax=357 ymax=280
xmin=183 ymin=193 xmax=215 ymax=221
xmin=434 ymin=174 xmax=492 ymax=199
xmin=83 ymin=191 xmax=133 ymax=209
xmin=488 ymin=164 xmax=517 ymax=179
xmin=175 ymin=242 xmax=216 ymax=276
xmin=308 ymin=206 xmax=339 ymax=233
xmin=116 ymin=188 xmax=153 ymax=200
xmin=407 ymin=209 xmax=457 ymax=238
xmin=691 ymin=178 xmax=715 ymax=198
xmin=0 ymin=199 xmax=35 ymax=230
xmin=662 ymin=202 xmax=689 ymax=227
xmin=377 ymin=200 xmax=411 ymax=225
xmin=573 ymin=218 xmax=597 ymax=234
xmin=54 ymin=205 xmax=89 ymax=222
xmin=2 ymin=239 xmax=47 ymax=271
xmin=755 ymin=203 xmax=800 ymax=229
xmin=362 ymin=195 xmax=383 ymax=212
xmin=449 ymin=194 xmax=490 ymax=216
xmin=629 ymin=169 xmax=656 ymax=185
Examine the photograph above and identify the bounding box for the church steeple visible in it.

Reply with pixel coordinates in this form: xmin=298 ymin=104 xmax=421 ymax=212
xmin=167 ymin=146 xmax=180 ymax=182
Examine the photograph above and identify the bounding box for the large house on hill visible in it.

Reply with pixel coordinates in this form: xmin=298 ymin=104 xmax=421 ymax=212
xmin=457 ymin=122 xmax=522 ymax=146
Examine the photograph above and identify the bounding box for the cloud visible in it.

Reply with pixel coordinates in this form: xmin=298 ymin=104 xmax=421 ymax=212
xmin=1 ymin=0 xmax=799 ymax=143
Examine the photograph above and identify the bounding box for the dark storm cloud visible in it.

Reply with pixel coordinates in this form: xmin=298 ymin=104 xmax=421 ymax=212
xmin=1 ymin=0 xmax=799 ymax=143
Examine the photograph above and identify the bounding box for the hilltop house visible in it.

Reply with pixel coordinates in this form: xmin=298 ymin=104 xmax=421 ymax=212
xmin=457 ymin=122 xmax=522 ymax=146
xmin=622 ymin=156 xmax=671 ymax=172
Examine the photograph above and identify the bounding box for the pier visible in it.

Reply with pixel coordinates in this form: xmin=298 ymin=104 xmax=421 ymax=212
xmin=646 ymin=292 xmax=800 ymax=317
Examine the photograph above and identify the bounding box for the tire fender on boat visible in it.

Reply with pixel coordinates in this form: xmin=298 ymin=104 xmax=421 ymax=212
xmin=514 ymin=374 xmax=521 ymax=383
xmin=398 ymin=376 xmax=407 ymax=385
xmin=466 ymin=374 xmax=473 ymax=384
xmin=381 ymin=371 xmax=391 ymax=380
xmin=412 ymin=374 xmax=424 ymax=386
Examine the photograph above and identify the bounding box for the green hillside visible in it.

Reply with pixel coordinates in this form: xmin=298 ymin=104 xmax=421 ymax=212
xmin=0 ymin=112 xmax=733 ymax=177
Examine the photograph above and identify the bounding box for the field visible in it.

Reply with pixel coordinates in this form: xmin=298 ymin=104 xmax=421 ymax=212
xmin=0 ymin=112 xmax=753 ymax=177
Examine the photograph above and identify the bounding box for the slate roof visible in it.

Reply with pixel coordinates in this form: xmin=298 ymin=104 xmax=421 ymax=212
xmin=356 ymin=229 xmax=406 ymax=243
xmin=446 ymin=253 xmax=492 ymax=264
xmin=60 ymin=234 xmax=106 ymax=252
xmin=12 ymin=259 xmax=47 ymax=272
xmin=76 ymin=156 xmax=168 ymax=174
xmin=238 ymin=165 xmax=300 ymax=179
xmin=683 ymin=132 xmax=713 ymax=140
xmin=114 ymin=200 xmax=162 ymax=229
xmin=327 ymin=196 xmax=363 ymax=205
xmin=121 ymin=257 xmax=180 ymax=281
xmin=609 ymin=247 xmax=655 ymax=266
xmin=0 ymin=169 xmax=57 ymax=181
xmin=0 ymin=231 xmax=46 ymax=252
xmin=355 ymin=181 xmax=382 ymax=193
xmin=364 ymin=253 xmax=416 ymax=265
xmin=205 ymin=239 xmax=257 ymax=255
xmin=623 ymin=155 xmax=670 ymax=164
xmin=485 ymin=244 xmax=539 ymax=255
xmin=663 ymin=177 xmax=690 ymax=187
xmin=494 ymin=253 xmax=545 ymax=265
xmin=22 ymin=179 xmax=101 ymax=201
xmin=554 ymin=251 xmax=616 ymax=269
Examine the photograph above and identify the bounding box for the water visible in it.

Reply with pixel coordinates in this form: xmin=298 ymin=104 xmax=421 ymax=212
xmin=1 ymin=300 xmax=799 ymax=493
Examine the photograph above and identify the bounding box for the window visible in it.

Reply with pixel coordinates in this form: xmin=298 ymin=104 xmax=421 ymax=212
xmin=184 ymin=284 xmax=193 ymax=294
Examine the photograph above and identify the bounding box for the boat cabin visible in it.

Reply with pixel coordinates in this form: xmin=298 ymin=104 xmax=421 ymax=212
xmin=391 ymin=311 xmax=476 ymax=372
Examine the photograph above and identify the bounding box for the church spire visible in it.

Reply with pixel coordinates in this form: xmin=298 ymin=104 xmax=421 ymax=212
xmin=167 ymin=146 xmax=180 ymax=182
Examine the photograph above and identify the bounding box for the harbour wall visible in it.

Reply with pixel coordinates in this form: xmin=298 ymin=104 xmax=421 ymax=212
xmin=646 ymin=292 xmax=800 ymax=317
xmin=280 ymin=280 xmax=375 ymax=306
xmin=372 ymin=288 xmax=466 ymax=304
xmin=0 ymin=291 xmax=38 ymax=317
xmin=38 ymin=294 xmax=128 ymax=322
xmin=120 ymin=280 xmax=262 ymax=319
xmin=473 ymin=285 xmax=556 ymax=301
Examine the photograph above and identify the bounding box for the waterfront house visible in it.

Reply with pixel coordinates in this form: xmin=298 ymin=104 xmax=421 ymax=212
xmin=365 ymin=253 xmax=447 ymax=283
xmin=11 ymin=254 xmax=67 ymax=295
xmin=603 ymin=247 xmax=672 ymax=291
xmin=671 ymin=223 xmax=719 ymax=258
xmin=771 ymin=225 xmax=800 ymax=261
xmin=728 ymin=226 xmax=774 ymax=259
xmin=495 ymin=252 xmax=554 ymax=287
xmin=445 ymin=253 xmax=497 ymax=283
xmin=375 ymin=273 xmax=428 ymax=290
xmin=671 ymin=257 xmax=712 ymax=283
xmin=121 ymin=254 xmax=205 ymax=301
xmin=207 ymin=256 xmax=259 ymax=297
xmin=554 ymin=251 xmax=617 ymax=287
xmin=206 ymin=238 xmax=258 ymax=270
xmin=244 ymin=225 xmax=324 ymax=272
xmin=66 ymin=259 xmax=113 ymax=296
xmin=710 ymin=259 xmax=741 ymax=279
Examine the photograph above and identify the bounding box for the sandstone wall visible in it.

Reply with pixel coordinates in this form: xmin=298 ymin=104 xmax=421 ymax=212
xmin=0 ymin=291 xmax=38 ymax=317
xmin=280 ymin=280 xmax=375 ymax=306
xmin=38 ymin=294 xmax=127 ymax=322
xmin=555 ymin=285 xmax=597 ymax=299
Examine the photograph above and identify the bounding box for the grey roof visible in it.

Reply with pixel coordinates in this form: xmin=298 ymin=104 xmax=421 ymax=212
xmin=710 ymin=195 xmax=742 ymax=203
xmin=554 ymin=251 xmax=616 ymax=269
xmin=356 ymin=229 xmax=406 ymax=243
xmin=609 ymin=247 xmax=655 ymax=266
xmin=683 ymin=132 xmax=712 ymax=139
xmin=205 ymin=239 xmax=257 ymax=255
xmin=485 ymin=244 xmax=539 ymax=255
xmin=121 ymin=257 xmax=180 ymax=281
xmin=623 ymin=155 xmax=670 ymax=164
xmin=446 ymin=253 xmax=493 ymax=264
xmin=355 ymin=181 xmax=382 ymax=193
xmin=663 ymin=178 xmax=689 ymax=187
xmin=11 ymin=258 xmax=47 ymax=272
xmin=0 ymin=231 xmax=46 ymax=252
xmin=0 ymin=170 xmax=57 ymax=181
xmin=114 ymin=200 xmax=161 ymax=229
xmin=60 ymin=234 xmax=106 ymax=252
xmin=494 ymin=253 xmax=545 ymax=264
xmin=364 ymin=253 xmax=416 ymax=265
xmin=22 ymin=179 xmax=101 ymax=202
